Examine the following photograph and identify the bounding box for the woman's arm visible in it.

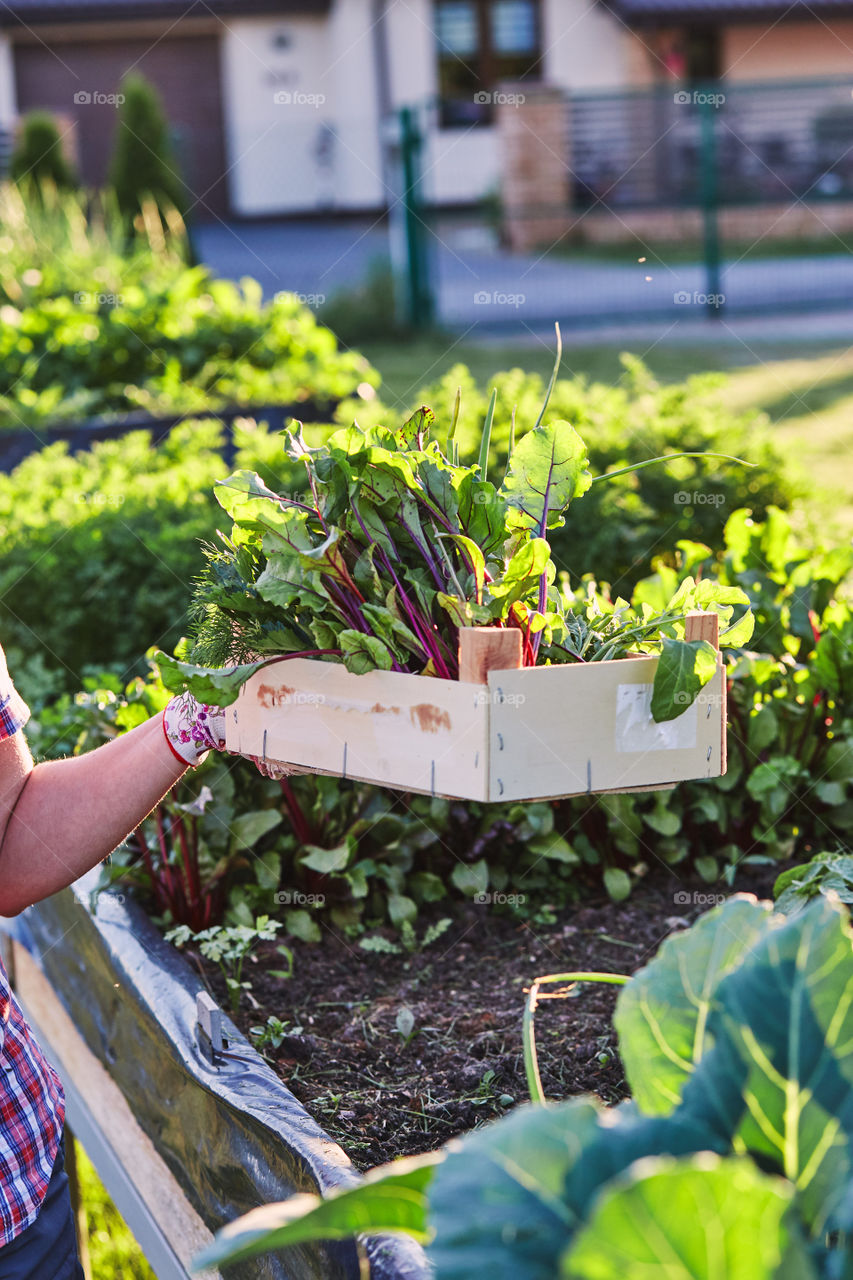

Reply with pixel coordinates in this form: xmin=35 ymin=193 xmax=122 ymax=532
xmin=0 ymin=715 xmax=187 ymax=916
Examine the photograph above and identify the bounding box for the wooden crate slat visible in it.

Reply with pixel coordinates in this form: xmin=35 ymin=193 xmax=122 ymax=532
xmin=226 ymin=657 xmax=489 ymax=799
xmin=458 ymin=627 xmax=522 ymax=684
xmin=486 ymin=656 xmax=725 ymax=802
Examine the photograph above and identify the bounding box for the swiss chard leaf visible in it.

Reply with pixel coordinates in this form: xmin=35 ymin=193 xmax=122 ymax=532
xmin=499 ymin=420 xmax=592 ymax=535
xmin=489 ymin=538 xmax=552 ymax=610
xmin=299 ymin=842 xmax=352 ymax=874
xmin=298 ymin=528 xmax=357 ymax=590
xmin=155 ymin=652 xmax=268 ymax=706
xmin=650 ymin=637 xmax=718 ymax=722
xmin=436 ymin=593 xmax=493 ymax=627
xmin=339 ymin=630 xmax=394 ymax=674
xmin=457 ymin=474 xmax=506 ymax=556
xmin=397 ymin=405 xmax=434 ymax=449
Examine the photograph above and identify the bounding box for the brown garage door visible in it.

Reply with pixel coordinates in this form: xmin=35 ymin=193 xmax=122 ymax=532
xmin=14 ymin=31 xmax=229 ymax=217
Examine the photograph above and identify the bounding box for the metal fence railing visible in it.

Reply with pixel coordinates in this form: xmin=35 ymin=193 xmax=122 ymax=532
xmin=570 ymin=76 xmax=853 ymax=211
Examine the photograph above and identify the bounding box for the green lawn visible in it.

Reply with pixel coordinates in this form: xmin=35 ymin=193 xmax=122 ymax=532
xmin=363 ymin=336 xmax=853 ymax=537
xmin=76 ymin=1141 xmax=155 ymax=1280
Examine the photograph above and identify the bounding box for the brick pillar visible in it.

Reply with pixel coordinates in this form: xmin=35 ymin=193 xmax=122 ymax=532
xmin=497 ymin=83 xmax=572 ymax=253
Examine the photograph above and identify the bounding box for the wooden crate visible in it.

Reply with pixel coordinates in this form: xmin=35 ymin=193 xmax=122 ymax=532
xmin=225 ymin=612 xmax=726 ymax=803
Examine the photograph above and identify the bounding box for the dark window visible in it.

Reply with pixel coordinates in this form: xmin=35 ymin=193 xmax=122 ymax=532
xmin=685 ymin=26 xmax=721 ymax=81
xmin=435 ymin=0 xmax=541 ymax=127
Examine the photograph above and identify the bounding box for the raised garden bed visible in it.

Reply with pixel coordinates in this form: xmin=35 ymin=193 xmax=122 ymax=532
xmin=0 ymin=402 xmax=332 ymax=474
xmin=1 ymin=872 xmax=428 ymax=1280
xmin=188 ymin=859 xmax=786 ymax=1172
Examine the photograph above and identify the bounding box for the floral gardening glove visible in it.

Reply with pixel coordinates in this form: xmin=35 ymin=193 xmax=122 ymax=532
xmin=162 ymin=693 xmax=227 ymax=767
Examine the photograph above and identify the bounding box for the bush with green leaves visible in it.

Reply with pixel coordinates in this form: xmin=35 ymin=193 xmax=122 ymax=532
xmin=0 ymin=421 xmax=227 ymax=687
xmin=0 ymin=184 xmax=377 ymax=429
xmin=341 ymin=353 xmax=802 ymax=587
xmin=318 ymin=261 xmax=403 ymax=346
xmin=197 ymin=893 xmax=853 ymax=1279
xmin=109 ymin=73 xmax=186 ymax=221
xmin=9 ymin=112 xmax=76 ymax=192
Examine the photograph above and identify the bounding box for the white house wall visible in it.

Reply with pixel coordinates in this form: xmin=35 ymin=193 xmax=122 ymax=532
xmin=383 ymin=0 xmax=632 ymax=208
xmin=542 ymin=0 xmax=631 ymax=92
xmin=0 ymin=35 xmax=15 ymax=132
xmin=221 ymin=5 xmax=385 ymax=215
xmin=382 ymin=0 xmax=497 ymax=204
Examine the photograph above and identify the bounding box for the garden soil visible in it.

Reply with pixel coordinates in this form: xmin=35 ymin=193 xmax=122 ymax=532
xmin=200 ymin=864 xmax=781 ymax=1171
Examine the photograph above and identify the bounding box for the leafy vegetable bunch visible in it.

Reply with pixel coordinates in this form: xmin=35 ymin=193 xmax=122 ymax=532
xmin=199 ymin=893 xmax=853 ymax=1279
xmin=178 ymin=372 xmax=753 ymax=723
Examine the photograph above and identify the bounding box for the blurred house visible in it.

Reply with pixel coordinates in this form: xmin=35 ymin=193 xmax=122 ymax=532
xmin=0 ymin=0 xmax=850 ymax=218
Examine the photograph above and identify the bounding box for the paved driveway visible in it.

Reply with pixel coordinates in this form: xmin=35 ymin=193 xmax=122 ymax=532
xmin=195 ymin=217 xmax=853 ymax=332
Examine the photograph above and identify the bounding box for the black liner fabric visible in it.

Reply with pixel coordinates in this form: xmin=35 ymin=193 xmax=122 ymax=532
xmin=0 ymin=401 xmax=333 ymax=474
xmin=9 ymin=875 xmax=429 ymax=1280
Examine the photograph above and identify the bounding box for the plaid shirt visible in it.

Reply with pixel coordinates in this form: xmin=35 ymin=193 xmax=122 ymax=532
xmin=0 ymin=650 xmax=65 ymax=1245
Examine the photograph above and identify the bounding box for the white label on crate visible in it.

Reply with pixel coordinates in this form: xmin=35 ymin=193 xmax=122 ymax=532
xmin=615 ymin=684 xmax=698 ymax=753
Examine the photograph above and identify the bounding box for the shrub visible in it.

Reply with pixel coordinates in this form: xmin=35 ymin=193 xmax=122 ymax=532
xmin=9 ymin=112 xmax=76 ymax=191
xmin=109 ymin=73 xmax=185 ymax=220
xmin=552 ymin=505 xmax=853 ymax=887
xmin=319 ymin=261 xmax=403 ymax=346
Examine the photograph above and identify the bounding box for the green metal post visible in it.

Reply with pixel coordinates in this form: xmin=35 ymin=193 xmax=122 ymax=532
xmin=698 ymin=94 xmax=723 ymax=318
xmin=398 ymin=105 xmax=434 ymax=330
